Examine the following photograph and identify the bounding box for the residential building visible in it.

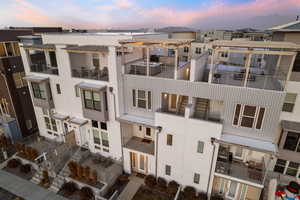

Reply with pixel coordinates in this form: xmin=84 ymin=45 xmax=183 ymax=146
xmin=19 ymin=31 xmax=299 ymax=199
xmin=156 ymin=27 xmax=197 ymax=39
xmin=0 ymin=28 xmax=63 ymax=142
xmin=268 ymin=20 xmax=300 ymax=189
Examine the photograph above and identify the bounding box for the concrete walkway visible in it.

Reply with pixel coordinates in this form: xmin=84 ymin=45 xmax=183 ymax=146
xmin=0 ymin=170 xmax=68 ymax=200
xmin=117 ymin=176 xmax=143 ymax=200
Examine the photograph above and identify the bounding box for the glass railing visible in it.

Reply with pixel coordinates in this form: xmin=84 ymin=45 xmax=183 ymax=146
xmin=215 ymin=160 xmax=265 ymax=184
xmin=71 ymin=68 xmax=109 ymax=81
xmin=30 ymin=64 xmax=59 ymax=75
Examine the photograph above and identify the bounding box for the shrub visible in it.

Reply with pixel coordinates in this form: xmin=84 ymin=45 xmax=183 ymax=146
xmin=144 ymin=174 xmax=156 ymax=188
xmin=167 ymin=180 xmax=179 ymax=195
xmin=157 ymin=177 xmax=167 ymax=191
xmin=61 ymin=182 xmax=78 ymax=196
xmin=90 ymin=170 xmax=98 ymax=185
xmin=7 ymin=159 xmax=21 ymax=168
xmin=20 ymin=164 xmax=31 ymax=174
xmin=41 ymin=170 xmax=50 ymax=185
xmin=118 ymin=174 xmax=129 ymax=183
xmin=198 ymin=191 xmax=208 ymax=200
xmin=68 ymin=161 xmax=78 ymax=178
xmin=79 ymin=186 xmax=94 ymax=200
xmin=183 ymin=186 xmax=196 ymax=199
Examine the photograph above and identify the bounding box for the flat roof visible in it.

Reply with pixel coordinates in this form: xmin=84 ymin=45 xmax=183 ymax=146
xmin=76 ymin=82 xmax=107 ymax=91
xmin=69 ymin=117 xmax=88 ymax=126
xmin=282 ymin=120 xmax=300 ymax=132
xmin=119 ymin=38 xmax=193 ymax=47
xmin=23 ymin=75 xmax=49 ymax=83
xmin=212 ymin=40 xmax=300 ymax=49
xmin=22 ymin=44 xmax=56 ymax=50
xmin=118 ymin=114 xmax=155 ymax=128
xmin=64 ymin=45 xmax=108 ymax=53
xmin=215 ymin=134 xmax=278 ymax=154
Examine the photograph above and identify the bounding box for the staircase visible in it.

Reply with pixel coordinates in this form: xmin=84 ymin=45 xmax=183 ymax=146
xmin=194 ymin=98 xmax=209 ymax=119
xmin=177 ymin=96 xmax=188 ymax=115
xmin=31 ymin=167 xmax=44 ymax=184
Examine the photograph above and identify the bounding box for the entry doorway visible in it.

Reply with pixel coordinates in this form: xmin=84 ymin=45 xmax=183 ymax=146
xmin=130 ymin=152 xmax=148 ymax=174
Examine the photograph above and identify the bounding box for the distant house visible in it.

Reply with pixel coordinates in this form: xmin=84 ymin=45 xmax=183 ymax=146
xmin=155 ymin=26 xmax=196 ymax=39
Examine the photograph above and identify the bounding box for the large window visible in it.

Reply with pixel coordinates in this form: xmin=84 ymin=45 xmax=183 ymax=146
xmin=92 ymin=120 xmax=109 ymax=152
xmin=274 ymin=159 xmax=300 ymax=177
xmin=233 ymin=104 xmax=265 ymax=130
xmin=132 ymin=89 xmax=151 ymax=110
xmin=43 ymin=116 xmax=57 ymax=132
xmin=282 ymin=93 xmax=297 ymax=112
xmin=165 ymin=165 xmax=171 ymax=176
xmin=83 ymin=90 xmax=101 ymax=111
xmin=195 ymin=48 xmax=201 ymax=55
xmin=31 ymin=82 xmax=46 ymax=99
xmin=283 ymin=132 xmax=300 ymax=152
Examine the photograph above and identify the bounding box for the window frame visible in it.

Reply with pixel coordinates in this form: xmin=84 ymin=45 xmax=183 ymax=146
xmin=167 ymin=134 xmax=173 ymax=146
xmin=283 ymin=131 xmax=300 ymax=152
xmin=92 ymin=120 xmax=109 ymax=152
xmin=56 ymin=84 xmax=61 ymax=94
xmin=195 ymin=48 xmax=201 ymax=54
xmin=232 ymin=104 xmax=265 ymax=130
xmin=165 ymin=165 xmax=171 ymax=176
xmin=83 ymin=90 xmax=101 ymax=111
xmin=193 ymin=173 xmax=200 ymax=184
xmin=274 ymin=159 xmax=300 ymax=177
xmin=31 ymin=82 xmax=46 ymax=99
xmin=282 ymin=93 xmax=297 ymax=112
xmin=132 ymin=89 xmax=152 ymax=110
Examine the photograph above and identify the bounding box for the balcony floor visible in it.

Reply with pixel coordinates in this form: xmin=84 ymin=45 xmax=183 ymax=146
xmin=125 ymin=137 xmax=154 ymax=155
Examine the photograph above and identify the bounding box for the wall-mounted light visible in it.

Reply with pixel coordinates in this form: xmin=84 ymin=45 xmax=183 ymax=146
xmin=164 ymin=93 xmax=168 ymax=98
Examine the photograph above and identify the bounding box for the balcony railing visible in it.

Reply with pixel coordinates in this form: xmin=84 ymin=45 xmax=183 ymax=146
xmin=30 ymin=64 xmax=59 ymax=75
xmin=215 ymin=160 xmax=265 ymax=185
xmin=71 ymin=68 xmax=108 ymax=81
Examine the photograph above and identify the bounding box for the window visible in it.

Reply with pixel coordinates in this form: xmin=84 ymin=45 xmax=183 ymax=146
xmin=221 ymin=52 xmax=228 ymax=58
xmin=49 ymin=51 xmax=57 ymax=67
xmin=83 ymin=90 xmax=101 ymax=111
xmin=51 ymin=118 xmax=57 ymax=131
xmin=44 ymin=117 xmax=51 ymax=130
xmin=286 ymin=162 xmax=300 ymax=176
xmin=93 ymin=129 xmax=101 ymax=145
xmin=139 ymin=126 xmax=142 ymax=131
xmin=13 ymin=72 xmax=27 ymax=88
xmin=25 ymin=120 xmax=32 ymax=130
xmin=167 ymin=134 xmax=173 ymax=146
xmin=195 ymin=48 xmax=201 ymax=54
xmin=282 ymin=93 xmax=297 ymax=112
xmin=132 ymin=89 xmax=151 ymax=110
xmin=44 ymin=116 xmax=57 ymax=132
xmin=0 ymin=98 xmax=9 ymax=115
xmin=92 ymin=120 xmax=109 ymax=151
xmin=283 ymin=132 xmax=300 ymax=152
xmin=184 ymin=47 xmax=189 ymax=53
xmin=100 ymin=122 xmax=107 ymax=130
xmin=31 ymin=82 xmax=46 ymax=99
xmin=194 ymin=173 xmax=200 ymax=184
xmin=146 ymin=128 xmax=151 ymax=137
xmin=168 ymin=49 xmax=175 ymax=57
xmin=165 ymin=165 xmax=171 ymax=175
xmin=197 ymin=141 xmax=204 ymax=153
xmin=233 ymin=104 xmax=265 ymax=130
xmin=274 ymin=159 xmax=300 ymax=177
xmin=56 ymin=84 xmax=61 ymax=94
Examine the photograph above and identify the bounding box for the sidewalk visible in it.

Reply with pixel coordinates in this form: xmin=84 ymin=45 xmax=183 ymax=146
xmin=117 ymin=176 xmax=143 ymax=200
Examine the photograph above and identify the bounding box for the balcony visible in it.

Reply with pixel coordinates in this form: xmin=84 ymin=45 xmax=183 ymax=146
xmin=160 ymin=93 xmax=188 ymax=117
xmin=215 ymin=159 xmax=265 ymax=185
xmin=24 ymin=44 xmax=59 ymax=76
xmin=67 ymin=46 xmax=109 ymax=81
xmin=30 ymin=63 xmax=58 ymax=75
xmin=191 ymin=98 xmax=223 ymax=123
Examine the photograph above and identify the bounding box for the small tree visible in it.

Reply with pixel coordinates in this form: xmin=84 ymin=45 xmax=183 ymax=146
xmin=157 ymin=177 xmax=167 ymax=191
xmin=183 ymin=186 xmax=196 ymax=200
xmin=167 ymin=180 xmax=179 ymax=195
xmin=144 ymin=174 xmax=156 ymax=188
xmin=68 ymin=161 xmax=78 ymax=178
xmin=198 ymin=191 xmax=208 ymax=200
xmin=79 ymin=186 xmax=94 ymax=200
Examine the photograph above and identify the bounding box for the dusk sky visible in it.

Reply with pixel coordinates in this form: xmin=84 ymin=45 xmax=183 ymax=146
xmin=0 ymin=0 xmax=300 ymax=29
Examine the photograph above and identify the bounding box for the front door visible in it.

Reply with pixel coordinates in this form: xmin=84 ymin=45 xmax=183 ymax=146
xmin=130 ymin=152 xmax=138 ymax=172
xmin=130 ymin=152 xmax=148 ymax=174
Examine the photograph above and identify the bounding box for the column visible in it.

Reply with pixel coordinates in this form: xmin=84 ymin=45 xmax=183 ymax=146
xmin=243 ymin=53 xmax=252 ymax=87
xmin=174 ymin=48 xmax=178 ymax=80
xmin=146 ymin=47 xmax=150 ymax=76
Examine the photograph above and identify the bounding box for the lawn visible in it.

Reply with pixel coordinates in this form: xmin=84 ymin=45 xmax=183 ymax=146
xmin=132 ymin=186 xmax=173 ymax=200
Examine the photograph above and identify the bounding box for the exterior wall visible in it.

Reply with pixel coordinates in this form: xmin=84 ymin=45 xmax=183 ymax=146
xmin=281 ymin=81 xmax=300 ymax=122
xmin=123 ymin=75 xmax=285 ymax=142
xmin=155 ymin=112 xmax=222 ymax=192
